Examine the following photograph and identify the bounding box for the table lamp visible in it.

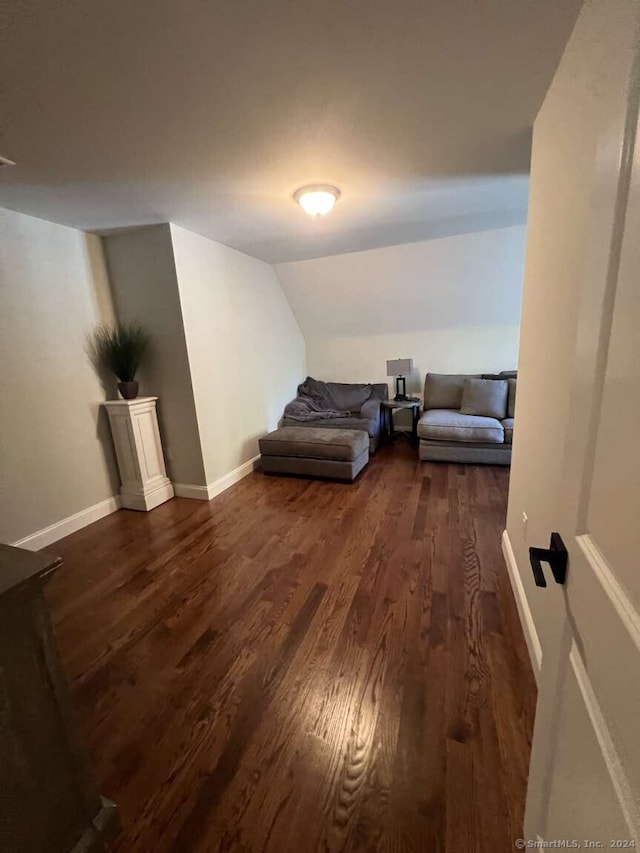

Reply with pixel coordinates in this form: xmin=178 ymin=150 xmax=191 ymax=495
xmin=386 ymin=358 xmax=413 ymax=401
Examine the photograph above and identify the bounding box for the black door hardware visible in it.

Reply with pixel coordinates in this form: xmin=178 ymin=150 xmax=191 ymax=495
xmin=529 ymin=532 xmax=568 ymax=588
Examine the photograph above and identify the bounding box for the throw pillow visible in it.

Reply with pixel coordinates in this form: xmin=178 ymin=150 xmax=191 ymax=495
xmin=460 ymin=378 xmax=508 ymax=419
xmin=507 ymin=378 xmax=517 ymax=418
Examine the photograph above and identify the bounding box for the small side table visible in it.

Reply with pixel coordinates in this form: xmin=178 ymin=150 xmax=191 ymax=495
xmin=381 ymin=399 xmax=422 ymax=444
xmin=103 ymin=397 xmax=174 ymax=511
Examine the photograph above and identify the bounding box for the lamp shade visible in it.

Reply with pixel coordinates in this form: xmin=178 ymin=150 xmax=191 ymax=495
xmin=386 ymin=358 xmax=413 ymax=377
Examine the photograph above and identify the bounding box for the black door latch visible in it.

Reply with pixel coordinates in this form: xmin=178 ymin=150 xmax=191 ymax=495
xmin=529 ymin=532 xmax=568 ymax=588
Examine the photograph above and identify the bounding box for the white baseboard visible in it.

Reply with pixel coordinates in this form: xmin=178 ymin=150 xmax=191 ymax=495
xmin=173 ymin=483 xmax=211 ymax=500
xmin=9 ymin=455 xmax=261 ymax=549
xmin=501 ymin=529 xmax=542 ymax=680
xmin=121 ymin=480 xmax=174 ymax=511
xmin=174 ymin=455 xmax=261 ymax=502
xmin=11 ymin=495 xmax=121 ymax=552
xmin=208 ymin=455 xmax=261 ymax=500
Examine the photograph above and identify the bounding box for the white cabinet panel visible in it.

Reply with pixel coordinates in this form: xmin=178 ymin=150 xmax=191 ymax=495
xmin=104 ymin=397 xmax=174 ymax=511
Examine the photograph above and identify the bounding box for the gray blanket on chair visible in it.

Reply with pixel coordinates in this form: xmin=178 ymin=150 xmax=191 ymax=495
xmin=283 ymin=376 xmax=351 ymax=421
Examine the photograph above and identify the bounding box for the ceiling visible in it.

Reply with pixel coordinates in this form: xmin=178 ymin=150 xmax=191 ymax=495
xmin=0 ymin=0 xmax=582 ymax=263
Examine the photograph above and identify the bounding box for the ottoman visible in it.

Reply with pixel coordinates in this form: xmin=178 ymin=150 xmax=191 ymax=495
xmin=259 ymin=427 xmax=369 ymax=482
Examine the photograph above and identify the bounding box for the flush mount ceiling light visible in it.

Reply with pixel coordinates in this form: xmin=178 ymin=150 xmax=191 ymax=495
xmin=293 ymin=184 xmax=340 ymax=217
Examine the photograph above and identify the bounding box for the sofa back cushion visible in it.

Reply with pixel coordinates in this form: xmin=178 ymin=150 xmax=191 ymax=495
xmin=423 ymin=373 xmax=481 ymax=409
xmin=460 ymin=378 xmax=508 ymax=419
xmin=327 ymin=382 xmax=388 ymax=406
xmin=368 ymin=383 xmax=390 ymax=401
xmin=326 ymin=382 xmax=372 ymax=412
xmin=482 ymin=370 xmax=518 ymax=380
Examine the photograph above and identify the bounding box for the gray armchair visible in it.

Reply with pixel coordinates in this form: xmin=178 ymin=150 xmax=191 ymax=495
xmin=282 ymin=380 xmax=388 ymax=452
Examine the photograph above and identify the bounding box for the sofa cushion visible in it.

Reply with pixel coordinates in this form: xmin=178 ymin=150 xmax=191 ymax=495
xmin=460 ymin=378 xmax=508 ymax=419
xmin=259 ymin=427 xmax=369 ymax=461
xmin=417 ymin=409 xmax=504 ymax=443
xmin=423 ymin=373 xmax=481 ymax=410
xmin=282 ymin=415 xmax=378 ymax=437
xmin=507 ymin=378 xmax=517 ymax=418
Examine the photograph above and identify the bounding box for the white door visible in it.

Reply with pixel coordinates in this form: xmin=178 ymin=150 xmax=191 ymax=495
xmin=522 ymin=0 xmax=640 ymax=844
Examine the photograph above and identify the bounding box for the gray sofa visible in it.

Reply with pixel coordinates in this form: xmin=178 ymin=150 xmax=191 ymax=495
xmin=417 ymin=371 xmax=516 ymax=465
xmin=282 ymin=378 xmax=388 ymax=452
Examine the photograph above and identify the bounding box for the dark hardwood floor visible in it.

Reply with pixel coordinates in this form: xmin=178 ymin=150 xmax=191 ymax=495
xmin=45 ymin=441 xmax=536 ymax=852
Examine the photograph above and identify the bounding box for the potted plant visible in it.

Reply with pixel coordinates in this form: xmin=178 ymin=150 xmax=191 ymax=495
xmin=87 ymin=322 xmax=149 ymax=400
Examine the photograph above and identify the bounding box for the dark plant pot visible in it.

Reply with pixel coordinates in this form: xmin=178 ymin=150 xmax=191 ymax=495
xmin=118 ymin=381 xmax=139 ymax=400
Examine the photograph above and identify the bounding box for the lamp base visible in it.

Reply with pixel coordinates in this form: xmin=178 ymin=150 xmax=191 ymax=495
xmin=394 ymin=376 xmax=407 ymax=401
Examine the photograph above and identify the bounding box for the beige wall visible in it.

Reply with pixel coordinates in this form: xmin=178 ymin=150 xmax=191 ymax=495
xmin=274 ymin=226 xmax=525 ymax=394
xmin=0 ymin=208 xmax=119 ymax=543
xmin=103 ymin=225 xmax=207 ymax=486
xmin=169 ymin=224 xmax=306 ymax=485
xmin=2 ymin=215 xmax=304 ymax=542
xmin=1 ymin=208 xmax=518 ymax=543
xmin=505 ymin=0 xmax=613 ymax=656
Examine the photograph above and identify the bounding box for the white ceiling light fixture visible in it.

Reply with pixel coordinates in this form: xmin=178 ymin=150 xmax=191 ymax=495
xmin=293 ymin=184 xmax=341 ymax=217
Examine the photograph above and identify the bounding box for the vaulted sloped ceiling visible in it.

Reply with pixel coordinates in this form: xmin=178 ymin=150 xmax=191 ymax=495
xmin=0 ymin=0 xmax=582 ymax=262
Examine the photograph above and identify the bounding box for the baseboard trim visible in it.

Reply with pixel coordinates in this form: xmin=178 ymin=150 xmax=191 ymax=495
xmin=173 ymin=483 xmax=211 ymax=500
xmin=11 ymin=496 xmax=121 ymax=552
xmin=501 ymin=529 xmax=542 ymax=680
xmin=174 ymin=455 xmax=261 ymax=502
xmin=208 ymin=455 xmax=261 ymax=500
xmin=9 ymin=456 xmax=261 ymax=547
xmin=120 ymin=480 xmax=174 ymax=512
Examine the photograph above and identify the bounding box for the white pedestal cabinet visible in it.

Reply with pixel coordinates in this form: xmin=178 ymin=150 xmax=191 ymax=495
xmin=103 ymin=397 xmax=174 ymax=511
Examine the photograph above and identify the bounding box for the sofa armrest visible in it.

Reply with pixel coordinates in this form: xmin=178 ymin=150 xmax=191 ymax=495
xmin=360 ymin=398 xmax=382 ymax=421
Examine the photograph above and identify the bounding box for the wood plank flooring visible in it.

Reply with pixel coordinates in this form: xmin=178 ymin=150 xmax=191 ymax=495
xmin=45 ymin=442 xmax=536 ymax=852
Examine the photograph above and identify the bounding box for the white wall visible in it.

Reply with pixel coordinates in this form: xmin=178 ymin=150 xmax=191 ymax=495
xmin=274 ymin=225 xmax=525 ymax=394
xmin=103 ymin=225 xmax=208 ymax=487
xmin=0 ymin=209 xmax=518 ymax=543
xmin=0 ymin=208 xmax=119 ymax=544
xmin=169 ymin=225 xmax=306 ymax=486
